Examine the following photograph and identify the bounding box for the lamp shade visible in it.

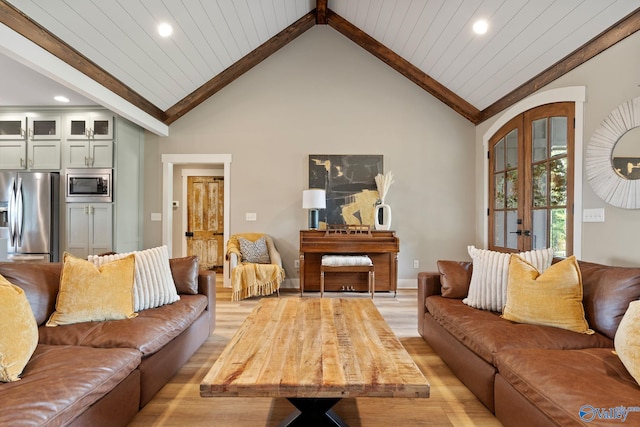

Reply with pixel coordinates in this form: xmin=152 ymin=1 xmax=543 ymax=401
xmin=302 ymin=189 xmax=326 ymax=209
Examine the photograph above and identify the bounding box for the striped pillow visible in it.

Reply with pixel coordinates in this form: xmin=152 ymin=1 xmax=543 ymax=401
xmin=463 ymin=246 xmax=553 ymax=312
xmin=89 ymin=245 xmax=180 ymax=311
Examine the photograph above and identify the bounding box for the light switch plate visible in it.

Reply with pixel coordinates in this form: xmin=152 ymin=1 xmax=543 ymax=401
xmin=151 ymin=213 xmax=162 ymax=221
xmin=583 ymin=208 xmax=605 ymax=223
xmin=246 ymin=212 xmax=257 ymax=221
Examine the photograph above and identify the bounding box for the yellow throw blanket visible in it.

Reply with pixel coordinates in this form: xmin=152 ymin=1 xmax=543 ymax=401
xmin=226 ymin=233 xmax=285 ymax=302
xmin=230 ymin=263 xmax=284 ymax=302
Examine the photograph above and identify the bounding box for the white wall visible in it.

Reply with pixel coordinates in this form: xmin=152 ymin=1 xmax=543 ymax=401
xmin=475 ymin=31 xmax=640 ymax=266
xmin=143 ymin=26 xmax=476 ymax=285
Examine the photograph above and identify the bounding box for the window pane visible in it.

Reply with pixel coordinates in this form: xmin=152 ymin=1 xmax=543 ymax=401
xmin=506 ymin=130 xmax=518 ymax=168
xmin=532 ymin=163 xmax=547 ymax=207
xmin=506 ymin=170 xmax=518 ymax=209
xmin=494 ymin=173 xmax=505 ymax=209
xmin=532 ymin=209 xmax=547 ymax=250
xmin=551 ymin=208 xmax=567 ymax=257
xmin=550 ymin=117 xmax=567 ymax=157
xmin=507 ymin=211 xmax=518 ymax=249
xmin=494 ymin=211 xmax=504 ymax=247
xmin=532 ymin=118 xmax=547 ymax=162
xmin=494 ymin=138 xmax=505 ymax=172
xmin=550 ymin=158 xmax=567 ymax=206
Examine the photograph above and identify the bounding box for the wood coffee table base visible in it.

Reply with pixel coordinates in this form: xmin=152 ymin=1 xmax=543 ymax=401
xmin=280 ymin=398 xmax=346 ymax=427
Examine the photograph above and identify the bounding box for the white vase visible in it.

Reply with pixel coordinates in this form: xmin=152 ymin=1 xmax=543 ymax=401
xmin=374 ymin=204 xmax=392 ymax=230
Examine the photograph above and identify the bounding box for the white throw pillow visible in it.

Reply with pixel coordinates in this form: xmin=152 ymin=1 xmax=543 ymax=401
xmin=463 ymin=246 xmax=554 ymax=312
xmin=89 ymin=245 xmax=180 ymax=312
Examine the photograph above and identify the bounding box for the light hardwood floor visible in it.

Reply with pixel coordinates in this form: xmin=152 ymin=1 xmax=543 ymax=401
xmin=128 ymin=285 xmax=502 ymax=427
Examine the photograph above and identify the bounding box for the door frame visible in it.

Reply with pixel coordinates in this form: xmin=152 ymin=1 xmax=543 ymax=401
xmin=161 ymin=154 xmax=232 ymax=286
xmin=482 ymin=86 xmax=586 ymax=259
xmin=181 ymin=169 xmax=224 ymax=268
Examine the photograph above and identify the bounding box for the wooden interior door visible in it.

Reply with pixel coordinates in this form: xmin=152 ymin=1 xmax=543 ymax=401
xmin=187 ymin=176 xmax=224 ymax=270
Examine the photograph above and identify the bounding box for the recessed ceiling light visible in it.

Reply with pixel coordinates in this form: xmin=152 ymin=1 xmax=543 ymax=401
xmin=54 ymin=95 xmax=70 ymax=103
xmin=473 ymin=19 xmax=488 ymax=35
xmin=158 ymin=23 xmax=173 ymax=38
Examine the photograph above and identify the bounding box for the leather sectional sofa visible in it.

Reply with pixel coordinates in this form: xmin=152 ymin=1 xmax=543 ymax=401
xmin=0 ymin=257 xmax=215 ymax=427
xmin=418 ymin=259 xmax=640 ymax=426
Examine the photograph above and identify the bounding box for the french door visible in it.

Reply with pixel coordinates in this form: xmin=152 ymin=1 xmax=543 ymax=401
xmin=489 ymin=102 xmax=574 ymax=256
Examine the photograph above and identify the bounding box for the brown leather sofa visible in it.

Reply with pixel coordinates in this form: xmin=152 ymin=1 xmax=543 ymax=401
xmin=0 ymin=257 xmax=216 ymax=427
xmin=418 ymin=259 xmax=640 ymax=427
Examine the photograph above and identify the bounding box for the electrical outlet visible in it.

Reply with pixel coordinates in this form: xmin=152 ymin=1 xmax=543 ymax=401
xmin=294 ymin=260 xmax=300 ymax=269
xmin=413 ymin=260 xmax=420 ymax=269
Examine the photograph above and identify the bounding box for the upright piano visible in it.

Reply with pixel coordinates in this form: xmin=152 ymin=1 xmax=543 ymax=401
xmin=299 ymin=229 xmax=400 ymax=293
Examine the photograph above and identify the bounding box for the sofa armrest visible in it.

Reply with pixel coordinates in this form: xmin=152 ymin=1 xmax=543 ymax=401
xmin=417 ymin=271 xmax=441 ymax=337
xmin=198 ymin=270 xmax=216 ymax=333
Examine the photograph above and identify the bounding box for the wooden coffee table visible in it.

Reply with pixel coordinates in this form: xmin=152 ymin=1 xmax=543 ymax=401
xmin=200 ymin=298 xmax=429 ymax=426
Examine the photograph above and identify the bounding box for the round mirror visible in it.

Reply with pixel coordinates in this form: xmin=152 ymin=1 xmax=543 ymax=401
xmin=586 ymin=96 xmax=640 ymax=209
xmin=612 ymin=127 xmax=640 ymax=180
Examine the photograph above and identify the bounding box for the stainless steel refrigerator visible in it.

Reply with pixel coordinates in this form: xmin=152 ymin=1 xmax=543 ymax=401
xmin=0 ymin=172 xmax=59 ymax=262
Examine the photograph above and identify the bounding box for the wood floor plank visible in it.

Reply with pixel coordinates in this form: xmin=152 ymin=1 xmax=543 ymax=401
xmin=128 ymin=285 xmax=502 ymax=426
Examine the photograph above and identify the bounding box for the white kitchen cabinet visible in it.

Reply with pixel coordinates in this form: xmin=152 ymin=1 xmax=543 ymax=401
xmin=0 ymin=114 xmax=61 ymax=170
xmin=66 ymin=203 xmax=112 ymax=259
xmin=66 ymin=114 xmax=113 ymax=140
xmin=28 ymin=115 xmax=61 ymax=140
xmin=0 ymin=141 xmax=26 ymax=168
xmin=0 ymin=115 xmax=26 ymax=140
xmin=64 ymin=140 xmax=113 ymax=168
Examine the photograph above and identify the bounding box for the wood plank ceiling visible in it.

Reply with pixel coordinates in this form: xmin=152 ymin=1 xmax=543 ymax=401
xmin=1 ymin=0 xmax=639 ymax=126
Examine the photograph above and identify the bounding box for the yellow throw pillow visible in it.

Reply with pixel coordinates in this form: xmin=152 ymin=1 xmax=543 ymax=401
xmin=502 ymin=255 xmax=593 ymax=334
xmin=46 ymin=253 xmax=137 ymax=327
xmin=0 ymin=274 xmax=38 ymax=382
xmin=615 ymin=300 xmax=640 ymax=385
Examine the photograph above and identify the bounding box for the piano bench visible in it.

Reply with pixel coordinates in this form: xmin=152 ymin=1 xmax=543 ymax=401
xmin=319 ymin=255 xmax=375 ymax=298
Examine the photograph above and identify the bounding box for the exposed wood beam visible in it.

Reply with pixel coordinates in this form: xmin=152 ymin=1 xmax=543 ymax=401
xmin=164 ymin=12 xmax=316 ymax=125
xmin=316 ymin=0 xmax=328 ymax=25
xmin=0 ymin=0 xmax=166 ymax=123
xmin=480 ymin=8 xmax=640 ymax=122
xmin=326 ymin=10 xmax=481 ymax=124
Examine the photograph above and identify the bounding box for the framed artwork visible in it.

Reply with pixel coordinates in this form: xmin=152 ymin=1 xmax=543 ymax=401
xmin=308 ymin=155 xmax=382 ymax=227
xmin=613 ymin=157 xmax=640 ymax=180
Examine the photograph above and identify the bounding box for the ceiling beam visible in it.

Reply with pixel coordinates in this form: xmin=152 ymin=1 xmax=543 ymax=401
xmin=0 ymin=0 xmax=166 ymax=123
xmin=480 ymin=8 xmax=640 ymax=122
xmin=326 ymin=9 xmax=482 ymax=124
xmin=164 ymin=11 xmax=316 ymax=125
xmin=316 ymin=0 xmax=328 ymax=25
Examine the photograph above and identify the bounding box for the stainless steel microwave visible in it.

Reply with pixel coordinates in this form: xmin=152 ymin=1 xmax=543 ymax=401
xmin=66 ymin=169 xmax=112 ymax=203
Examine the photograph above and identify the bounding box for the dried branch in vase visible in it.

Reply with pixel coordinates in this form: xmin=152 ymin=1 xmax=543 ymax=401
xmin=375 ymin=171 xmax=395 ymax=204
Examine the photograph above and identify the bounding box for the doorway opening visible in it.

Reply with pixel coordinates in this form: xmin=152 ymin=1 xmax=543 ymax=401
xmin=161 ymin=154 xmax=232 ymax=287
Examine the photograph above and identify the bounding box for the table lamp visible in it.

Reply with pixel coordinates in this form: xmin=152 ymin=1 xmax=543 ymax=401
xmin=302 ymin=189 xmax=326 ymax=230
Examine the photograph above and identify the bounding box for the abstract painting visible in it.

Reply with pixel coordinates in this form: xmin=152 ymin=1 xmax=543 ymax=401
xmin=308 ymin=155 xmax=382 ymax=227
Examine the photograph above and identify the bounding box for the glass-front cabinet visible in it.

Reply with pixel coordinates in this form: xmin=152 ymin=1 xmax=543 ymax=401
xmin=0 ymin=115 xmax=26 ymax=140
xmin=0 ymin=114 xmax=61 ymax=170
xmin=66 ymin=114 xmax=113 ymax=140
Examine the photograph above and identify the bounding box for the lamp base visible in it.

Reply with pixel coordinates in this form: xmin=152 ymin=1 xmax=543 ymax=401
xmin=308 ymin=209 xmax=320 ymax=230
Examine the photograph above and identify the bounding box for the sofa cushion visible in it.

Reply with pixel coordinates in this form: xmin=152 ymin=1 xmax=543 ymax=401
xmin=495 ymin=348 xmax=640 ymax=425
xmin=0 ymin=262 xmax=62 ymax=326
xmin=425 ymin=296 xmax=612 ymax=365
xmin=169 ymin=256 xmax=200 ymax=295
xmin=39 ymin=294 xmax=208 ymax=356
xmin=0 ymin=274 xmax=38 ymax=382
xmin=615 ymin=300 xmax=640 ymax=385
xmin=89 ymin=245 xmax=180 ymax=312
xmin=464 ymin=246 xmax=553 ymax=312
xmin=437 ymin=260 xmax=472 ymax=298
xmin=46 ymin=253 xmax=136 ymax=327
xmin=0 ymin=344 xmax=140 ymax=427
xmin=579 ymin=260 xmax=640 ymax=340
xmin=502 ymin=255 xmax=593 ymax=334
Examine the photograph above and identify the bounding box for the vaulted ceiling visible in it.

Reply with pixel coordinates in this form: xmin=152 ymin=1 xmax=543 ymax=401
xmin=1 ymin=0 xmax=639 ymax=128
